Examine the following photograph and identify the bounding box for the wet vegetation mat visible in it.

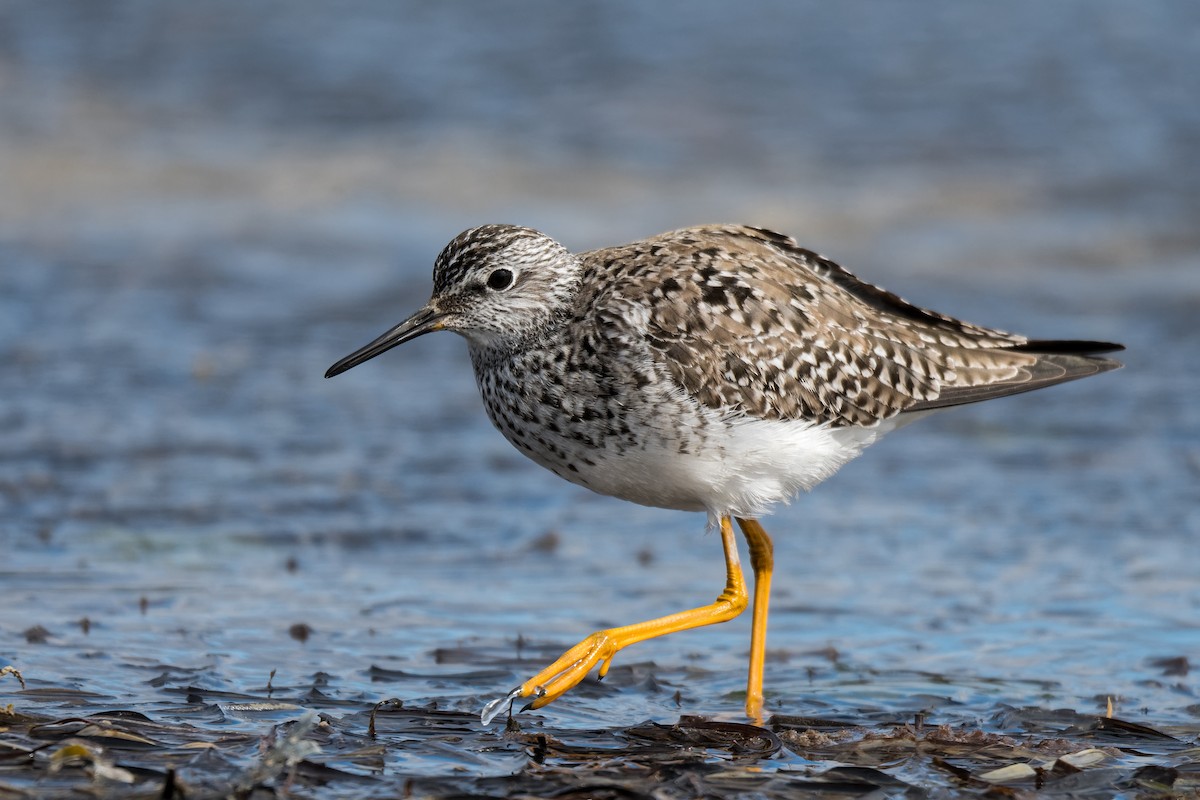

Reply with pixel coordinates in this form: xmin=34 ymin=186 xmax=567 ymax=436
xmin=3 ymin=670 xmax=1199 ymax=799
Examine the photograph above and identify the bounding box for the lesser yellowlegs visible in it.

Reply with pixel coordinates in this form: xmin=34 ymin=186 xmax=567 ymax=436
xmin=326 ymin=224 xmax=1123 ymax=723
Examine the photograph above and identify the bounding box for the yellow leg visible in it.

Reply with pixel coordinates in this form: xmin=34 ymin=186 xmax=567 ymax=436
xmin=484 ymin=516 xmax=749 ymax=722
xmin=735 ymin=517 xmax=774 ymax=722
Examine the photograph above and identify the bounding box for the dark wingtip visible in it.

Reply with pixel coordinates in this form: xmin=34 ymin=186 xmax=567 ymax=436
xmin=1009 ymin=339 xmax=1125 ymax=355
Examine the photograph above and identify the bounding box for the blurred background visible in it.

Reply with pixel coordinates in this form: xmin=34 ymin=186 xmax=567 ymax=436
xmin=1 ymin=0 xmax=1198 ymax=765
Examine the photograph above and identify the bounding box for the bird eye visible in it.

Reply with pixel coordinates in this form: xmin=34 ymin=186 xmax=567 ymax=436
xmin=486 ymin=268 xmax=514 ymax=291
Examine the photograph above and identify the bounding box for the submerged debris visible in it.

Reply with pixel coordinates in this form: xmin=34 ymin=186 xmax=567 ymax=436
xmin=1 ymin=694 xmax=1196 ymax=799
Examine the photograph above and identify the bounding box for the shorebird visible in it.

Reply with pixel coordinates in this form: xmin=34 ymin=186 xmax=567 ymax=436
xmin=325 ymin=224 xmax=1122 ymax=723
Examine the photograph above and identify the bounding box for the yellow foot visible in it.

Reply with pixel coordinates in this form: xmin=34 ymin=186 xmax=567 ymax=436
xmin=479 ymin=516 xmax=750 ymax=725
xmin=480 ymin=630 xmax=622 ymax=724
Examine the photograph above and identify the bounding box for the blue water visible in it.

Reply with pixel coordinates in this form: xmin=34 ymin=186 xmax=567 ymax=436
xmin=1 ymin=1 xmax=1198 ymax=793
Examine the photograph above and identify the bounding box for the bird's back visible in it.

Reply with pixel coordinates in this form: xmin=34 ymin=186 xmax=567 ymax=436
xmin=574 ymin=225 xmax=1122 ymax=429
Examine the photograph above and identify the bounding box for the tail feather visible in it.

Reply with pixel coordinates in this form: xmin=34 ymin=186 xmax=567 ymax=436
xmin=906 ymin=340 xmax=1124 ymax=413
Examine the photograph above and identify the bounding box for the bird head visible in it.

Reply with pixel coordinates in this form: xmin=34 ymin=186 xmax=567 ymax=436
xmin=325 ymin=224 xmax=581 ymax=378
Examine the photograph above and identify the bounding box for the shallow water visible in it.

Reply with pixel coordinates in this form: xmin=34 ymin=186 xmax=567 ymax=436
xmin=2 ymin=2 xmax=1199 ymax=797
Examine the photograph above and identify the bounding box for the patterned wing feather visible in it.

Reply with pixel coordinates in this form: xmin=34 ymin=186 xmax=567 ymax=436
xmin=592 ymin=226 xmax=1121 ymax=427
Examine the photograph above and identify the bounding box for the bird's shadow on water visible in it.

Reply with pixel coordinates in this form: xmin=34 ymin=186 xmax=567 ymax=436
xmin=2 ymin=646 xmax=1198 ymax=799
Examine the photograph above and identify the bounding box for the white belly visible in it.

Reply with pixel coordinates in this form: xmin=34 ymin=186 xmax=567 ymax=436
xmin=560 ymin=409 xmax=916 ymax=518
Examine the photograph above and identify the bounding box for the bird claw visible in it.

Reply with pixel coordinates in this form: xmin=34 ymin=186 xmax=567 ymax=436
xmin=480 ymin=686 xmax=522 ymax=725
